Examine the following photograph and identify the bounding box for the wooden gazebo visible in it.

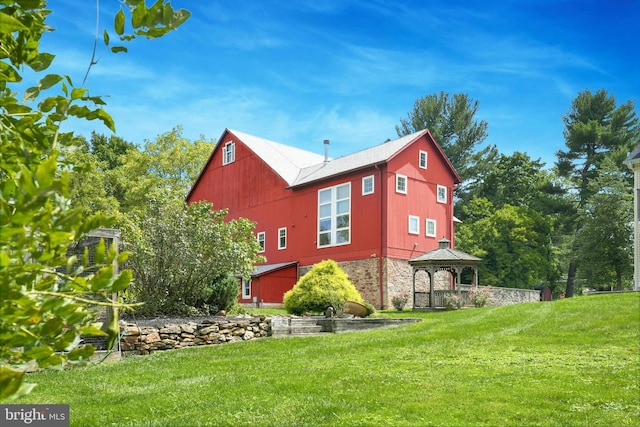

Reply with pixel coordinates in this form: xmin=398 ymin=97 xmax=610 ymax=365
xmin=408 ymin=237 xmax=481 ymax=309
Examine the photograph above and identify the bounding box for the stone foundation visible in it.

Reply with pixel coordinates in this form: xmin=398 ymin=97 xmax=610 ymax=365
xmin=119 ymin=316 xmax=271 ymax=355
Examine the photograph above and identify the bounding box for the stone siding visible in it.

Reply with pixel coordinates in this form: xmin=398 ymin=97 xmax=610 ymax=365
xmin=120 ymin=316 xmax=271 ymax=355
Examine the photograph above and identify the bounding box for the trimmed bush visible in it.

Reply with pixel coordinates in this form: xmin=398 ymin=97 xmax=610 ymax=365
xmin=284 ymin=260 xmax=363 ymax=315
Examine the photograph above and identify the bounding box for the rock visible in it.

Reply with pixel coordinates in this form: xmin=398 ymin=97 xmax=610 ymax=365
xmin=243 ymin=330 xmax=255 ymax=340
xmin=199 ymin=325 xmax=219 ymax=335
xmin=181 ymin=323 xmax=197 ymax=334
xmin=144 ymin=332 xmax=161 ymax=343
xmin=159 ymin=325 xmax=181 ymax=334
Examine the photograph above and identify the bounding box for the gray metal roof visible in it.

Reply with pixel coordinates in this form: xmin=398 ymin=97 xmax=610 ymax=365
xmin=252 ymin=261 xmax=298 ymax=277
xmin=230 ymin=128 xmax=429 ymax=187
xmin=624 ymin=144 xmax=640 ymax=164
xmin=409 ymin=238 xmax=481 ymax=265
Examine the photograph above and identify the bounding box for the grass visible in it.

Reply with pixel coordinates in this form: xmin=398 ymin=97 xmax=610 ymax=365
xmin=5 ymin=293 xmax=639 ymax=426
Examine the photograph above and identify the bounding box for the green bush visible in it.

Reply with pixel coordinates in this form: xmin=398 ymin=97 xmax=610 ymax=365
xmin=284 ymin=260 xmax=363 ymax=315
xmin=205 ymin=276 xmax=240 ymax=314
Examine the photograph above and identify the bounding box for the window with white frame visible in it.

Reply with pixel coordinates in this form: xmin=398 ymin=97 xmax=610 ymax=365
xmin=396 ymin=174 xmax=407 ymax=194
xmin=362 ymin=175 xmax=374 ymax=195
xmin=222 ymin=141 xmax=235 ymax=165
xmin=257 ymin=232 xmax=265 ymax=252
xmin=437 ymin=185 xmax=447 ymax=203
xmin=318 ymin=182 xmax=351 ymax=247
xmin=242 ymin=278 xmax=251 ymax=299
xmin=419 ymin=150 xmax=428 ymax=169
xmin=408 ymin=215 xmax=420 ymax=235
xmin=278 ymin=227 xmax=287 ymax=250
xmin=426 ymin=219 xmax=436 ymax=237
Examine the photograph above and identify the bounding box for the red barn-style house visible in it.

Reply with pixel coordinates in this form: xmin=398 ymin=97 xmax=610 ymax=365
xmin=186 ymin=128 xmax=461 ymax=309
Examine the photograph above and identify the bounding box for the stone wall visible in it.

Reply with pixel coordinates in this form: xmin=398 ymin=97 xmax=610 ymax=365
xmin=486 ymin=286 xmax=541 ymax=305
xmin=120 ymin=316 xmax=271 ymax=355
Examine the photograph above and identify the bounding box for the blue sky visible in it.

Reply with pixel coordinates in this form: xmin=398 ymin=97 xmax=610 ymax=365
xmin=38 ymin=0 xmax=639 ymax=167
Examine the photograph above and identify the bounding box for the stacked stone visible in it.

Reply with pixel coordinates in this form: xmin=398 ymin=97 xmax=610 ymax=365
xmin=120 ymin=317 xmax=271 ymax=355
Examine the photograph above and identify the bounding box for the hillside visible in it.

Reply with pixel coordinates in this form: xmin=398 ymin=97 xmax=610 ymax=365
xmin=13 ymin=293 xmax=640 ymax=426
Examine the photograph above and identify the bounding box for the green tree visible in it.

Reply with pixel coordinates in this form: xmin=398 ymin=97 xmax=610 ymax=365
xmin=122 ymin=201 xmax=264 ymax=316
xmin=0 ymin=0 xmax=189 ymax=399
xmin=396 ymin=91 xmax=498 ymax=209
xmin=457 ymin=199 xmax=559 ymax=288
xmin=556 ymin=89 xmax=638 ymax=296
xmin=284 ymin=260 xmax=363 ymax=315
xmin=112 ymin=126 xmax=213 ymax=215
xmin=576 ymin=154 xmax=633 ymax=290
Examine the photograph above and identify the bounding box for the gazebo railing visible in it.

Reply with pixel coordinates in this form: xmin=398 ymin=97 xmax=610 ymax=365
xmin=414 ymin=290 xmax=473 ymax=309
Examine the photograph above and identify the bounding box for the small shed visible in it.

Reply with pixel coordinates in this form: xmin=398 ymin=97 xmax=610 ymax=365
xmin=408 ymin=238 xmax=481 ymax=309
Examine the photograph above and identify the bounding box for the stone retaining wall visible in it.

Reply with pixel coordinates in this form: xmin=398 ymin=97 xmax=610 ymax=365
xmin=119 ymin=316 xmax=271 ymax=355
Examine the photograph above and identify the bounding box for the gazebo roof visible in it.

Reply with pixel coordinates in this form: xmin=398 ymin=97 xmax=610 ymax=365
xmin=408 ymin=238 xmax=481 ymax=265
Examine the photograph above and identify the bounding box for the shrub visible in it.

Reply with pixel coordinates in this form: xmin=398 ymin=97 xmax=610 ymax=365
xmin=443 ymin=293 xmax=463 ymax=310
xmin=391 ymin=294 xmax=409 ymax=311
xmin=284 ymin=260 xmax=363 ymax=315
xmin=204 ymin=276 xmax=240 ymax=314
xmin=468 ymin=286 xmax=491 ymax=308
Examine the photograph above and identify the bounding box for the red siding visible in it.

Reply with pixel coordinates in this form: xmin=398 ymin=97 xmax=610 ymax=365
xmin=188 ymin=129 xmax=458 ymax=304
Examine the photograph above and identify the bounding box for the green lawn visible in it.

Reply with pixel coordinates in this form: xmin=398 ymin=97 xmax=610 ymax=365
xmin=7 ymin=293 xmax=639 ymax=426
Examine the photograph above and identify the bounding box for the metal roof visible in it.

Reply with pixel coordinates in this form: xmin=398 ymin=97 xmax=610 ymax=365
xmin=409 ymin=238 xmax=481 ymax=265
xmin=624 ymin=144 xmax=640 ymax=164
xmin=252 ymin=261 xmax=298 ymax=277
xmin=230 ymin=128 xmax=431 ymax=187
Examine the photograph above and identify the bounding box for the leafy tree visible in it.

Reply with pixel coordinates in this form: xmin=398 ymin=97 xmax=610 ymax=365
xmin=112 ymin=126 xmax=213 ymax=215
xmin=556 ymin=89 xmax=638 ymax=296
xmin=0 ymin=0 xmax=189 ymax=399
xmin=122 ymin=201 xmax=264 ymax=316
xmin=89 ymin=132 xmax=135 ymax=170
xmin=396 ymin=91 xmax=498 ymax=209
xmin=576 ymin=154 xmax=633 ymax=290
xmin=283 ymin=260 xmax=363 ymax=315
xmin=457 ymin=199 xmax=560 ymax=288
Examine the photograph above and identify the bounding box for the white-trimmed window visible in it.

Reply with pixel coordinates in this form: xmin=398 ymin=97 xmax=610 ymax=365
xmin=278 ymin=227 xmax=287 ymax=250
xmin=362 ymin=175 xmax=374 ymax=195
xmin=242 ymin=278 xmax=251 ymax=299
xmin=437 ymin=185 xmax=447 ymax=203
xmin=419 ymin=150 xmax=428 ymax=169
xmin=426 ymin=219 xmax=437 ymax=237
xmin=408 ymin=215 xmax=420 ymax=235
xmin=222 ymin=141 xmax=235 ymax=165
xmin=257 ymin=232 xmax=265 ymax=252
xmin=318 ymin=182 xmax=351 ymax=247
xmin=396 ymin=174 xmax=407 ymax=194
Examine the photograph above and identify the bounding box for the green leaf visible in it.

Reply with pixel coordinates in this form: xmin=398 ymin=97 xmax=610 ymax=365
xmin=67 ymin=344 xmax=96 ymax=361
xmin=111 ymin=45 xmax=128 ymax=53
xmin=114 ymin=8 xmax=126 ymax=35
xmin=0 ymin=12 xmax=29 ymax=32
xmin=29 ymin=52 xmax=55 ymax=72
xmin=112 ymin=269 xmax=133 ymax=292
xmin=24 ymin=345 xmax=54 ymax=361
xmin=103 ymin=29 xmax=110 ymax=46
xmin=0 ymin=366 xmax=29 ymax=400
xmin=71 ymin=87 xmax=87 ymax=100
xmin=94 ymin=238 xmax=106 ymax=264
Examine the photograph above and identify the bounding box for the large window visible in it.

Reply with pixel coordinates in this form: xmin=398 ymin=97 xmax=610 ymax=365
xmin=223 ymin=141 xmax=235 ymax=165
xmin=318 ymin=182 xmax=351 ymax=247
xmin=257 ymin=232 xmax=265 ymax=252
xmin=362 ymin=175 xmax=374 ymax=195
xmin=278 ymin=227 xmax=287 ymax=250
